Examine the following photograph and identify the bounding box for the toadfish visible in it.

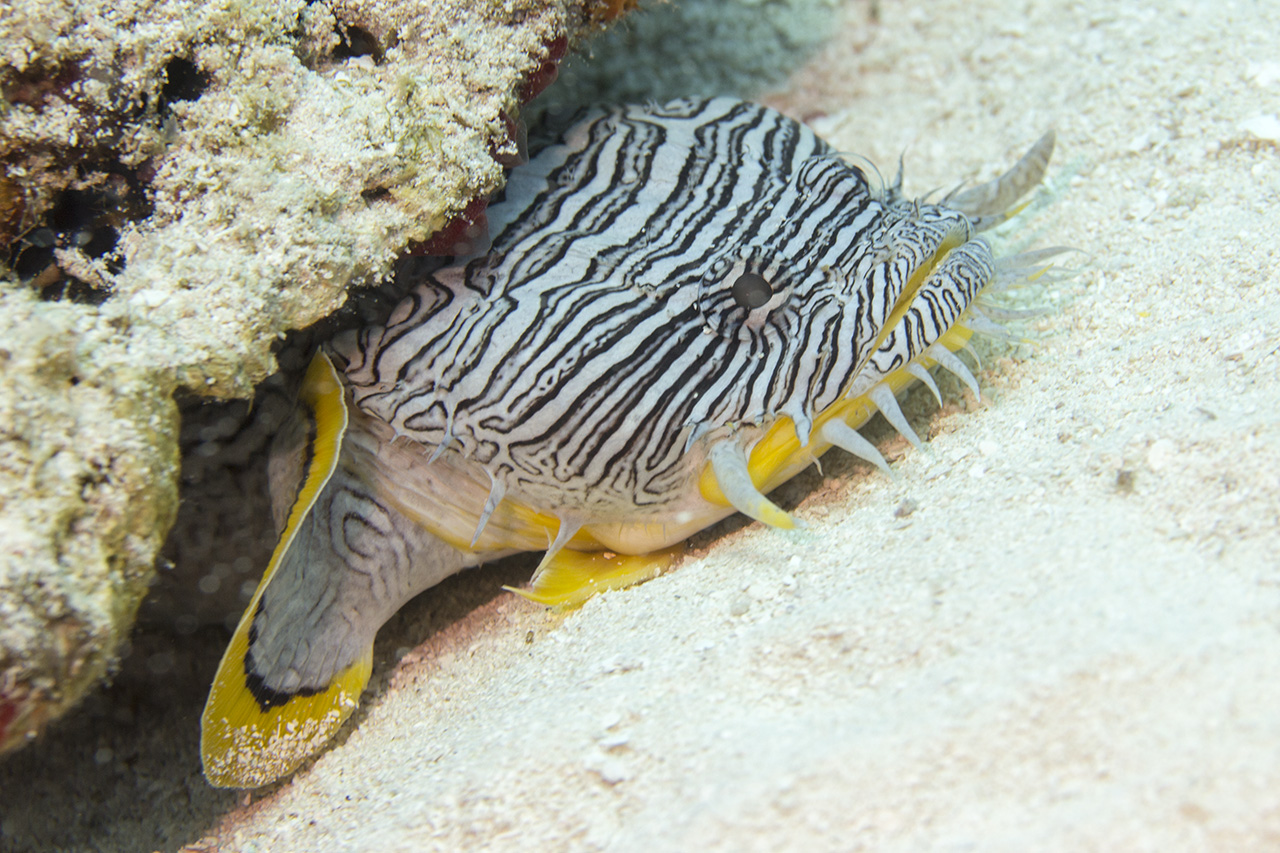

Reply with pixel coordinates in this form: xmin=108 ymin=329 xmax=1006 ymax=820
xmin=201 ymin=97 xmax=1057 ymax=788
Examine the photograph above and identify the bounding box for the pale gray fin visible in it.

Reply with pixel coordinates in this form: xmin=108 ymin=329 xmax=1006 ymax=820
xmin=961 ymin=340 xmax=984 ymax=371
xmin=819 ymin=420 xmax=893 ymax=477
xmin=472 ymin=475 xmax=507 ymax=547
xmin=988 ymin=246 xmax=1077 ymax=294
xmin=887 ymin=151 xmax=905 ymax=202
xmin=925 ymin=344 xmax=982 ymax=400
xmin=947 ymin=131 xmax=1055 ymax=224
xmin=427 ymin=407 xmax=455 ymax=464
xmin=782 ymin=403 xmax=814 ymax=448
xmin=868 ymin=383 xmax=922 ymax=449
xmin=534 ymin=516 xmax=584 ymax=579
xmin=683 ymin=420 xmax=714 ymax=454
xmin=976 ymin=303 xmax=1048 ymax=322
xmin=906 ymin=363 xmax=943 ymax=407
xmin=838 ymin=151 xmax=887 ymax=201
xmin=708 ymin=441 xmax=801 ymax=529
xmin=959 ymin=308 xmax=1014 ymax=340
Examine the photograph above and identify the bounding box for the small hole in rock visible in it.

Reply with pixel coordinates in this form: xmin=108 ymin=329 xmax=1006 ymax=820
xmin=334 ymin=24 xmax=383 ymax=63
xmin=12 ymin=242 xmax=55 ymax=281
xmin=81 ymin=224 xmax=119 ymax=259
xmin=39 ymin=275 xmax=110 ymax=305
xmin=7 ymin=184 xmax=136 ymax=304
xmin=158 ymin=57 xmax=209 ymax=113
xmin=51 ymin=189 xmax=98 ymax=235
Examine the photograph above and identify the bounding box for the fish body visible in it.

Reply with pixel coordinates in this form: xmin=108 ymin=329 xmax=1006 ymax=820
xmin=202 ymin=98 xmax=1056 ymax=787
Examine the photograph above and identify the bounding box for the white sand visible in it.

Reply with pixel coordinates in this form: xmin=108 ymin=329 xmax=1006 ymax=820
xmin=6 ymin=0 xmax=1280 ymax=849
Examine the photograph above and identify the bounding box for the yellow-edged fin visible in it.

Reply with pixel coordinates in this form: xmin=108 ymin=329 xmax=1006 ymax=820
xmin=509 ymin=546 xmax=684 ymax=609
xmin=201 ymin=351 xmax=361 ymax=789
xmin=201 ymin=622 xmax=372 ymax=789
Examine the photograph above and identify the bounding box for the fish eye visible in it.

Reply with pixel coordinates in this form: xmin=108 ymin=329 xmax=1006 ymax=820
xmin=731 ymin=272 xmax=772 ymax=309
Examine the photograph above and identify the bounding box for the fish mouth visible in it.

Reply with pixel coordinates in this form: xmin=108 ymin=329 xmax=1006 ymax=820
xmin=856 ymin=129 xmax=1059 ymax=365
xmin=858 ymin=219 xmax=984 ymax=378
xmin=885 ymin=235 xmax=966 ymax=338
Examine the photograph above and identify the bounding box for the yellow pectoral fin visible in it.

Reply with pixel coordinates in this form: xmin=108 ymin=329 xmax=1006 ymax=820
xmin=508 ymin=546 xmax=684 ymax=609
xmin=202 ymin=349 xmax=357 ymax=789
xmin=200 ymin=622 xmax=373 ymax=789
xmin=280 ymin=351 xmax=349 ymax=552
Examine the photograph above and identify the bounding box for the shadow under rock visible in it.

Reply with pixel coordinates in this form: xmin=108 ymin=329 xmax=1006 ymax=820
xmin=0 ymin=626 xmax=238 ymax=853
xmin=0 ymin=554 xmax=537 ymax=853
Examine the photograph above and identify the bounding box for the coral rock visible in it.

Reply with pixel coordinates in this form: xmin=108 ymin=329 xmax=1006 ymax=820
xmin=0 ymin=0 xmax=620 ymax=754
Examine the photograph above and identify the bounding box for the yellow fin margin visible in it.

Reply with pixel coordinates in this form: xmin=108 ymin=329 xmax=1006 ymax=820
xmin=201 ymin=351 xmax=366 ymax=789
xmin=201 ymin=628 xmax=372 ymax=789
xmin=508 ymin=546 xmax=684 ymax=609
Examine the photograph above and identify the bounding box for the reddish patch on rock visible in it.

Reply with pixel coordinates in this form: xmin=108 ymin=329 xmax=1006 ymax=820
xmin=410 ymin=196 xmax=490 ymax=257
xmin=518 ymin=35 xmax=568 ymax=104
xmin=409 ymin=33 xmax=567 ymax=260
xmin=2 ymin=62 xmax=82 ymax=110
xmin=593 ymin=0 xmax=641 ymax=22
xmin=0 ymin=697 xmax=18 ymax=749
xmin=0 ymin=171 xmax=26 ymax=243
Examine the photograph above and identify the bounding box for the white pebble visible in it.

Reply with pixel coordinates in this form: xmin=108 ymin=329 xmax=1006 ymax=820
xmin=1239 ymin=114 xmax=1280 ymax=142
xmin=1147 ymin=438 xmax=1178 ymax=472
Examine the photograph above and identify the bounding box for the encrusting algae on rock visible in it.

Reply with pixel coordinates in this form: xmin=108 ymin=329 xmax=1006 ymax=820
xmin=0 ymin=287 xmax=180 ymax=751
xmin=0 ymin=0 xmax=623 ymax=754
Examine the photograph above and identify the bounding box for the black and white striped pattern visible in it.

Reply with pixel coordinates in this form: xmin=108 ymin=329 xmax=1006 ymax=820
xmin=336 ymin=98 xmax=989 ymax=518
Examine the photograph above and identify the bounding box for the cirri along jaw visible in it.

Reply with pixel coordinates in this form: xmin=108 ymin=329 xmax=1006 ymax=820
xmin=201 ymin=98 xmax=1061 ymax=788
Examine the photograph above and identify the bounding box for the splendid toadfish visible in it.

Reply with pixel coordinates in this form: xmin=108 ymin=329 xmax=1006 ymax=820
xmin=201 ymin=97 xmax=1057 ymax=788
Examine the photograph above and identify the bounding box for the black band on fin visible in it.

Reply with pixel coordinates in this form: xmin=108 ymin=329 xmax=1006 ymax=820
xmin=244 ymin=612 xmax=325 ymax=712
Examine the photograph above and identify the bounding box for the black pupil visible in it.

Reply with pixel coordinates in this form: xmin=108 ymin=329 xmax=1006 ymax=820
xmin=731 ymin=273 xmax=772 ymax=309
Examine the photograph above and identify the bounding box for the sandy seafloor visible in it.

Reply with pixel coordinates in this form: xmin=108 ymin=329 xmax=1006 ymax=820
xmin=4 ymin=0 xmax=1280 ymax=850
